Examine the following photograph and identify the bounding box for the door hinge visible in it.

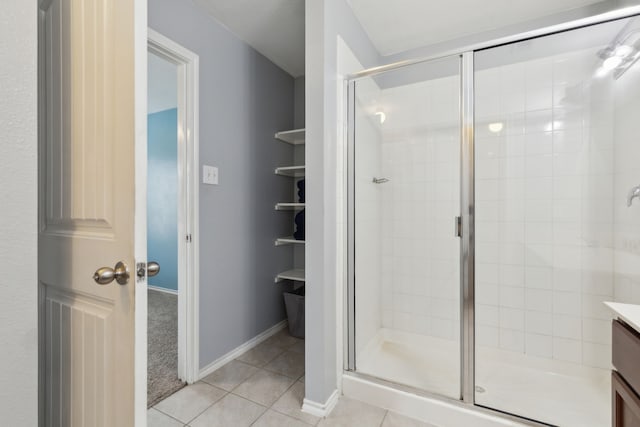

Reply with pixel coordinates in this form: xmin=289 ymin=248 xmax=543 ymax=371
xmin=186 ymin=234 xmax=192 ymax=243
xmin=455 ymin=216 xmax=462 ymax=237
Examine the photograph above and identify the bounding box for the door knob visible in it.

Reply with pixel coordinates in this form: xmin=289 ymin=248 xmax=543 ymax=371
xmin=136 ymin=261 xmax=160 ymax=279
xmin=93 ymin=261 xmax=130 ymax=285
xmin=147 ymin=261 xmax=160 ymax=277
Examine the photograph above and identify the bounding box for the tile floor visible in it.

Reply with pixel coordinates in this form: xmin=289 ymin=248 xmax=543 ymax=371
xmin=149 ymin=329 xmax=437 ymax=427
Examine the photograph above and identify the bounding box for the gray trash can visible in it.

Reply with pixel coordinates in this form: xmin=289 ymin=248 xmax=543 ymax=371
xmin=283 ymin=286 xmax=305 ymax=338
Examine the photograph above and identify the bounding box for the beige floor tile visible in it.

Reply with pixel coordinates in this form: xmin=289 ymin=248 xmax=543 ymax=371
xmin=263 ymin=329 xmax=301 ymax=349
xmin=233 ymin=369 xmax=296 ymax=406
xmin=298 ymin=375 xmax=305 ymax=383
xmin=153 ymin=382 xmax=226 ymax=423
xmin=252 ymin=409 xmax=311 ymax=427
xmin=272 ymin=381 xmax=320 ymax=426
xmin=381 ymin=411 xmax=438 ymax=427
xmin=264 ymin=349 xmax=305 ymax=379
xmin=289 ymin=339 xmax=305 ymax=354
xmin=147 ymin=408 xmax=184 ymax=427
xmin=189 ymin=393 xmax=265 ymax=427
xmin=201 ymin=360 xmax=259 ymax=391
xmin=317 ymin=397 xmax=387 ymax=427
xmin=236 ymin=340 xmax=286 ymax=367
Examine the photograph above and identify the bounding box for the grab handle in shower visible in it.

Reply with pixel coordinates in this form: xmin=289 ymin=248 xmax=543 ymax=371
xmin=628 ymin=185 xmax=640 ymax=207
xmin=372 ymin=177 xmax=389 ymax=184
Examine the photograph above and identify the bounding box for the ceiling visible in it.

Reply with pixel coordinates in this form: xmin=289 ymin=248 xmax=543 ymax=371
xmin=191 ymin=0 xmax=613 ymax=78
xmin=348 ymin=0 xmax=608 ymax=55
xmin=193 ymin=0 xmax=305 ymax=77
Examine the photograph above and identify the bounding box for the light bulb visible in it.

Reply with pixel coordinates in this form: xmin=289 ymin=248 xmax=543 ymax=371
xmin=615 ymin=45 xmax=633 ymax=58
xmin=488 ymin=122 xmax=503 ymax=133
xmin=603 ymin=56 xmax=623 ymax=70
xmin=594 ymin=66 xmax=609 ymax=78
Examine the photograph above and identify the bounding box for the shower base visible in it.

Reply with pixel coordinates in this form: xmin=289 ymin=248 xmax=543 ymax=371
xmin=356 ymin=329 xmax=609 ymax=427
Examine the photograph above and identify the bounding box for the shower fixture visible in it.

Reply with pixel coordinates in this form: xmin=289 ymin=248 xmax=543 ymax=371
xmin=596 ymin=27 xmax=640 ymax=79
xmin=627 ymin=184 xmax=640 ymax=207
xmin=372 ymin=177 xmax=389 ymax=184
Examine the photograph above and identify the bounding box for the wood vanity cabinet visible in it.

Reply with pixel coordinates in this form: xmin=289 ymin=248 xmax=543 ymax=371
xmin=612 ymin=319 xmax=640 ymax=427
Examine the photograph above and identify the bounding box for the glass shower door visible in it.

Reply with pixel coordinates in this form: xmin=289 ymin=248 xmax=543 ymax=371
xmin=350 ymin=56 xmax=462 ymax=399
xmin=474 ymin=15 xmax=640 ymax=426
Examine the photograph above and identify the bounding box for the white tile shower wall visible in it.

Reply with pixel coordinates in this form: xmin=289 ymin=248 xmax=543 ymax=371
xmin=379 ymin=76 xmax=461 ymax=341
xmin=612 ymin=55 xmax=640 ymax=308
xmin=475 ymin=48 xmax=615 ymax=369
xmin=354 ymin=76 xmax=384 ymax=354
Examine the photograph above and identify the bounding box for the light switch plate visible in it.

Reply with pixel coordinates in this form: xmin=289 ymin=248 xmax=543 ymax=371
xmin=203 ymin=165 xmax=218 ymax=185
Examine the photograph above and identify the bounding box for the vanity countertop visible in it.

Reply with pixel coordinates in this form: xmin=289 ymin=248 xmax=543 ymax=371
xmin=605 ymin=302 xmax=640 ymax=334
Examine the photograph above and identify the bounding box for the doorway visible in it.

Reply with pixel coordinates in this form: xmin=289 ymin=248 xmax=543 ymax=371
xmin=147 ymin=29 xmax=200 ymax=406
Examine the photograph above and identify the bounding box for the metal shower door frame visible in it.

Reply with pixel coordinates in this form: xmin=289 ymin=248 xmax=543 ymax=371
xmin=344 ymin=1 xmax=640 ymax=416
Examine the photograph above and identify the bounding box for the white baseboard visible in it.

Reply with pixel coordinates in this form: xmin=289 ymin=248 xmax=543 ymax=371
xmin=147 ymin=284 xmax=178 ymax=295
xmin=198 ymin=319 xmax=288 ymax=379
xmin=302 ymin=389 xmax=340 ymax=418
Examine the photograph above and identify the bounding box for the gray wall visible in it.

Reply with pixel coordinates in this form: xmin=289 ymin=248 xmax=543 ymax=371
xmin=305 ymin=0 xmax=380 ymax=405
xmin=0 ymin=0 xmax=38 ymax=424
xmin=294 ymin=76 xmax=305 ymax=129
xmin=149 ymin=0 xmax=296 ymax=369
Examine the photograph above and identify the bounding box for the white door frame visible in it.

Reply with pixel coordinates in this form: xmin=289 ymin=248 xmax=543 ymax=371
xmin=148 ymin=29 xmax=200 ymax=384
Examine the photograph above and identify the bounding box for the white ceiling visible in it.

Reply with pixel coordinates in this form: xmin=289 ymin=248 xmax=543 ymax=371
xmin=148 ymin=52 xmax=177 ymax=114
xmin=193 ymin=0 xmax=305 ymax=77
xmin=190 ymin=0 xmax=612 ymax=79
xmin=348 ymin=0 xmax=607 ymax=55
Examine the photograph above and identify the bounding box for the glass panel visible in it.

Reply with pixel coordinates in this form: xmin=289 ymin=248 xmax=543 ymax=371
xmin=353 ymin=56 xmax=462 ymax=398
xmin=474 ymin=16 xmax=640 ymax=426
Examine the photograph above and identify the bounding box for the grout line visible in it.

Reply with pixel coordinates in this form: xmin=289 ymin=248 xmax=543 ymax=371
xmin=262 ymin=397 xmax=319 ymax=427
xmin=149 ymin=407 xmax=186 ymax=425
xmin=247 ymin=403 xmax=269 ymax=427
xmin=228 ymin=371 xmax=297 ymax=408
xmin=183 ymin=388 xmax=229 ymax=425
xmin=379 ymin=410 xmax=389 ymax=427
xmin=227 ymin=367 xmax=264 ymax=393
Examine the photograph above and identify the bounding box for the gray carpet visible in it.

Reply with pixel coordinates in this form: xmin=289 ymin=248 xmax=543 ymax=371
xmin=148 ymin=289 xmax=186 ymax=408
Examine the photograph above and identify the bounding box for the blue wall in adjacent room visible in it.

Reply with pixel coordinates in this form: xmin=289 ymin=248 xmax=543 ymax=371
xmin=147 ymin=108 xmax=178 ymax=291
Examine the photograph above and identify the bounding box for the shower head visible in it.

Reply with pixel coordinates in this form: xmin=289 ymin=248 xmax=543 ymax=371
xmin=597 ymin=28 xmax=640 ymax=79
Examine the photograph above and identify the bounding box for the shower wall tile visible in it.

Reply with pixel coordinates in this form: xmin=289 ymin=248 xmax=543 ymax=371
xmin=475 ymin=48 xmax=616 ymax=370
xmin=500 ymin=329 xmax=525 ymax=352
xmin=552 ymin=337 xmax=582 ymax=363
xmin=379 ymin=76 xmax=461 ymax=344
xmin=525 ymin=333 xmax=553 ymax=358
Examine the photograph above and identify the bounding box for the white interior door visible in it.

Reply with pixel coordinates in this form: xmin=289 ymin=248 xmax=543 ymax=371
xmin=38 ymin=0 xmax=147 ymax=425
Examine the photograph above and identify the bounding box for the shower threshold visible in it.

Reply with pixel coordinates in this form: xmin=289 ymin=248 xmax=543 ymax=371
xmin=356 ymin=329 xmax=609 ymax=427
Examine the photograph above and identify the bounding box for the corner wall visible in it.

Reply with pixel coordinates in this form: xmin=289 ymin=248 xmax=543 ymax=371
xmin=149 ymin=0 xmax=296 ymax=369
xmin=305 ymin=0 xmax=380 ymax=406
xmin=0 ymin=0 xmax=38 ymax=424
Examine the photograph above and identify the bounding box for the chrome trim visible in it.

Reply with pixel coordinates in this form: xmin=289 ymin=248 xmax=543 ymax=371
xmin=460 ymin=51 xmax=475 ymax=404
xmin=627 ymin=184 xmax=640 ymax=207
xmin=346 ymin=80 xmax=356 ymax=371
xmin=343 ymin=371 xmax=552 ymax=427
xmin=346 ymin=5 xmax=640 ymax=81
